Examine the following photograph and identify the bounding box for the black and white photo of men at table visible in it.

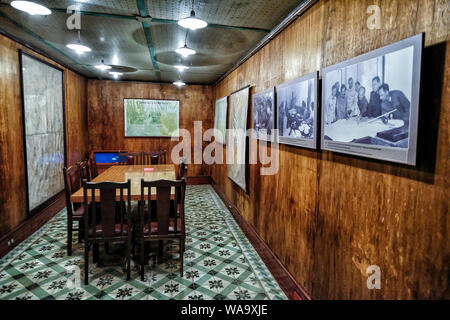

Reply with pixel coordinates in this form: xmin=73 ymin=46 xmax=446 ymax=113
xmin=323 ymin=45 xmax=414 ymax=149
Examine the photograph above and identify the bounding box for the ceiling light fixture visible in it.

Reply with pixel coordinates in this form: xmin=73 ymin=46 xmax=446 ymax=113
xmin=94 ymin=59 xmax=111 ymax=71
xmin=66 ymin=30 xmax=91 ymax=54
xmin=178 ymin=11 xmax=207 ymax=30
xmin=109 ymin=72 xmax=123 ymax=79
xmin=174 ymin=65 xmax=189 ymax=72
xmin=176 ymin=44 xmax=196 ymax=57
xmin=173 ymin=80 xmax=186 ymax=87
xmin=11 ymin=1 xmax=51 ymax=16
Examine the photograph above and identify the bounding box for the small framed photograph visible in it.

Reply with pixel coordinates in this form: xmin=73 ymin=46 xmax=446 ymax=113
xmin=252 ymin=87 xmax=275 ymax=142
xmin=276 ymin=71 xmax=318 ymax=149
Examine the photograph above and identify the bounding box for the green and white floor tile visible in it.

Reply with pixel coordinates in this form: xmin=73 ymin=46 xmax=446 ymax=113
xmin=0 ymin=185 xmax=287 ymax=300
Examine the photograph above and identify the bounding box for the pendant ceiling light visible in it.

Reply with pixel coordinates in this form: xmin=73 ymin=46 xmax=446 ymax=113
xmin=174 ymin=65 xmax=189 ymax=72
xmin=173 ymin=80 xmax=186 ymax=87
xmin=11 ymin=1 xmax=51 ymax=15
xmin=109 ymin=72 xmax=123 ymax=79
xmin=67 ymin=30 xmax=91 ymax=54
xmin=178 ymin=0 xmax=207 ymax=30
xmin=94 ymin=59 xmax=111 ymax=71
xmin=178 ymin=11 xmax=207 ymax=30
xmin=176 ymin=44 xmax=196 ymax=58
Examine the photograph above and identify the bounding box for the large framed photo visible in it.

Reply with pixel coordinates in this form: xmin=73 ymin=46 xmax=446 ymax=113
xmin=124 ymin=99 xmax=179 ymax=137
xmin=228 ymin=86 xmax=250 ymax=192
xmin=321 ymin=33 xmax=423 ymax=165
xmin=276 ymin=72 xmax=318 ymax=148
xmin=252 ymin=88 xmax=275 ymax=142
xmin=214 ymin=96 xmax=228 ymax=144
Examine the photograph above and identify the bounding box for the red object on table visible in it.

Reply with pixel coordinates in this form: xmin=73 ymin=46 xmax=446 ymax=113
xmin=144 ymin=167 xmax=154 ymax=172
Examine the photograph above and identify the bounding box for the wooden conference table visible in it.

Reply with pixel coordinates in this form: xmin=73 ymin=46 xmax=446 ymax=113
xmin=70 ymin=164 xmax=176 ymax=203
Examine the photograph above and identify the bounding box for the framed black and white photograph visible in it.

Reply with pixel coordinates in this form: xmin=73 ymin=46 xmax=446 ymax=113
xmin=276 ymin=72 xmax=318 ymax=149
xmin=252 ymin=88 xmax=275 ymax=141
xmin=321 ymin=33 xmax=423 ymax=165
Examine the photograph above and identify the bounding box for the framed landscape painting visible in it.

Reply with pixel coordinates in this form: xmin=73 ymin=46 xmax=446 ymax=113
xmin=276 ymin=72 xmax=318 ymax=149
xmin=321 ymin=33 xmax=423 ymax=165
xmin=124 ymin=99 xmax=179 ymax=137
xmin=228 ymin=86 xmax=250 ymax=192
xmin=252 ymin=87 xmax=275 ymax=142
xmin=214 ymin=96 xmax=228 ymax=144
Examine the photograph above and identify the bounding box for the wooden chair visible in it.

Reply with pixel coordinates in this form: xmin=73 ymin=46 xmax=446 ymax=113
xmin=89 ymin=155 xmax=99 ymax=179
xmin=118 ymin=152 xmax=128 ymax=165
xmin=177 ymin=160 xmax=188 ymax=180
xmin=82 ymin=180 xmax=133 ymax=284
xmin=118 ymin=152 xmax=140 ymax=165
xmin=63 ymin=166 xmax=85 ymax=256
xmin=139 ymin=179 xmax=186 ymax=280
xmin=77 ymin=160 xmax=91 ymax=182
xmin=141 ymin=150 xmax=167 ymax=165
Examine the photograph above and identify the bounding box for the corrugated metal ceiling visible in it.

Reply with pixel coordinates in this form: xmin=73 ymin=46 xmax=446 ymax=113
xmin=0 ymin=0 xmax=305 ymax=84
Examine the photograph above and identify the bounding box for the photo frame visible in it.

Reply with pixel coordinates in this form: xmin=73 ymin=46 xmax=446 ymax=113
xmin=227 ymin=86 xmax=250 ymax=192
xmin=214 ymin=96 xmax=228 ymax=144
xmin=19 ymin=50 xmax=66 ymax=217
xmin=321 ymin=33 xmax=423 ymax=165
xmin=276 ymin=72 xmax=318 ymax=149
xmin=124 ymin=99 xmax=179 ymax=137
xmin=252 ymin=87 xmax=275 ymax=142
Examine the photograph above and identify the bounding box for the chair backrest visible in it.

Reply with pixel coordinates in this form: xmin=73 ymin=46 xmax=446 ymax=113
xmin=140 ymin=179 xmax=185 ymax=236
xmin=83 ymin=180 xmax=131 ymax=239
xmin=77 ymin=160 xmax=91 ymax=182
xmin=118 ymin=152 xmax=139 ymax=165
xmin=118 ymin=152 xmax=128 ymax=165
xmin=142 ymin=150 xmax=167 ymax=165
xmin=177 ymin=160 xmax=188 ymax=180
xmin=89 ymin=156 xmax=99 ymax=179
xmin=63 ymin=166 xmax=81 ymax=213
xmin=127 ymin=152 xmax=140 ymax=165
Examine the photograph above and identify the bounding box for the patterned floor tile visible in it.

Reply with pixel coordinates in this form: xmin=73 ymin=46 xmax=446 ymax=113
xmin=0 ymin=185 xmax=286 ymax=300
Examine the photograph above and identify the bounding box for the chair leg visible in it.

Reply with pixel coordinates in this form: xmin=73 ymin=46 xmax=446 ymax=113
xmin=78 ymin=221 xmax=84 ymax=243
xmin=104 ymin=242 xmax=110 ymax=254
xmin=67 ymin=218 xmax=72 ymax=256
xmin=158 ymin=240 xmax=164 ymax=258
xmin=93 ymin=243 xmax=100 ymax=264
xmin=126 ymin=234 xmax=131 ymax=281
xmin=179 ymin=238 xmax=184 ymax=277
xmin=84 ymin=243 xmax=89 ymax=285
xmin=140 ymin=238 xmax=145 ymax=281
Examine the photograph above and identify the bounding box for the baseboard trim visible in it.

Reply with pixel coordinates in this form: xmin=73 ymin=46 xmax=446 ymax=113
xmin=0 ymin=192 xmax=65 ymax=258
xmin=212 ymin=183 xmax=312 ymax=300
xmin=187 ymin=175 xmax=211 ymax=185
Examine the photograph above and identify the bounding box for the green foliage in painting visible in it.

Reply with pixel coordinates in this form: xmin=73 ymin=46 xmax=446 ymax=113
xmin=125 ymin=99 xmax=179 ymax=137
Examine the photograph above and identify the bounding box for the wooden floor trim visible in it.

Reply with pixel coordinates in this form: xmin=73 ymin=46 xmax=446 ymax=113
xmin=186 ymin=175 xmax=212 ymax=185
xmin=0 ymin=192 xmax=65 ymax=258
xmin=212 ymin=183 xmax=312 ymax=300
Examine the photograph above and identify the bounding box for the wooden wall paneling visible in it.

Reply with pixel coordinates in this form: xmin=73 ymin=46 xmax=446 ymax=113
xmin=87 ymin=80 xmax=214 ymax=177
xmin=212 ymin=0 xmax=450 ymax=299
xmin=0 ymin=33 xmax=88 ymax=238
xmin=0 ymin=34 xmax=27 ymax=237
xmin=65 ymin=70 xmax=88 ymax=165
